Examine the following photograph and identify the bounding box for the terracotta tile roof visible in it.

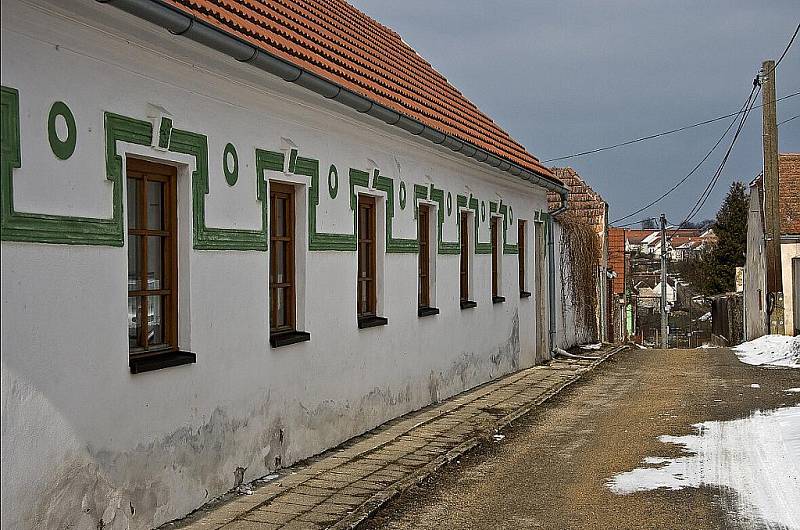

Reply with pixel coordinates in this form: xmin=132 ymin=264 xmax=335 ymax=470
xmin=779 ymin=153 xmax=800 ymax=235
xmin=161 ymin=0 xmax=555 ymax=180
xmin=547 ymin=167 xmax=607 ymax=234
xmin=608 ymin=227 xmax=626 ymax=295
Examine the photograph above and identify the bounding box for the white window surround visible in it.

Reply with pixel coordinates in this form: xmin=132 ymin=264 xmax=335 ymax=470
xmin=418 ymin=199 xmax=438 ymax=309
xmin=491 ymin=212 xmax=504 ymax=299
xmin=354 ymin=186 xmax=387 ymax=318
xmin=458 ymin=207 xmax=475 ymax=303
xmin=121 ymin=143 xmax=195 ymax=354
xmin=266 ymin=173 xmax=309 ymax=333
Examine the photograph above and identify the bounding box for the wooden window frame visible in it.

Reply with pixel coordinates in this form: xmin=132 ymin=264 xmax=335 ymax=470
xmin=417 ymin=204 xmax=439 ymax=317
xmin=357 ymin=195 xmax=385 ymax=327
xmin=460 ymin=211 xmax=476 ymax=309
xmin=519 ymin=220 xmax=531 ymax=297
xmin=418 ymin=204 xmax=431 ymax=308
xmin=269 ymin=182 xmax=296 ymax=333
xmin=491 ymin=216 xmax=504 ymax=303
xmin=127 ymin=158 xmax=193 ymax=373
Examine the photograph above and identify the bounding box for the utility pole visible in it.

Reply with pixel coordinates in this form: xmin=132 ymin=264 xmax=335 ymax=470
xmin=660 ymin=213 xmax=668 ymax=348
xmin=761 ymin=60 xmax=784 ymax=334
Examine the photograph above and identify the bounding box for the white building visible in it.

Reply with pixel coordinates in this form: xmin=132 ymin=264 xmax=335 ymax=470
xmin=0 ymin=0 xmax=569 ymax=528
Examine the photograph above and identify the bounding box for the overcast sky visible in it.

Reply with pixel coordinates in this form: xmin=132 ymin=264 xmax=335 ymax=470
xmin=349 ymin=1 xmax=799 ymax=226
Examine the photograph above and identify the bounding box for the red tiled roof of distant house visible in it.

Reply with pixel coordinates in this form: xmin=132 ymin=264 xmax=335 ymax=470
xmin=547 ymin=167 xmax=607 ymax=234
xmin=160 ymin=0 xmax=556 ymax=182
xmin=608 ymin=227 xmax=626 ymax=294
xmin=779 ymin=153 xmax=800 ymax=235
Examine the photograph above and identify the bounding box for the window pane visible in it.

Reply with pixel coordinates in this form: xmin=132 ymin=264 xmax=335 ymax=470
xmin=128 ymin=296 xmax=141 ymax=348
xmin=128 ymin=235 xmax=141 ymax=291
xmin=275 ymin=287 xmax=285 ymax=327
xmin=274 ymin=241 xmax=285 ymax=283
xmin=275 ymin=197 xmax=286 ymax=237
xmin=127 ymin=178 xmax=139 ymax=229
xmin=147 ymin=180 xmax=163 ymax=230
xmin=147 ymin=295 xmax=164 ymax=347
xmin=147 ymin=236 xmax=163 ymax=290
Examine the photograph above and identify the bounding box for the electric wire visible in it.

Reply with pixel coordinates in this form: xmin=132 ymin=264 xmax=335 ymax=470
xmin=544 ymin=23 xmax=799 ymax=164
xmin=610 ymin=87 xmax=756 ymax=224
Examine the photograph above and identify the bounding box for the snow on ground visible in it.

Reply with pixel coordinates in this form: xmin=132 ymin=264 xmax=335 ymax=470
xmin=607 ymin=406 xmax=800 ymax=529
xmin=785 ymin=388 xmax=800 ymax=393
xmin=733 ymin=335 xmax=800 ymax=368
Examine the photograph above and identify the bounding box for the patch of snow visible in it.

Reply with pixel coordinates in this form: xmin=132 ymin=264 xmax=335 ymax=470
xmin=696 ymin=343 xmax=716 ymax=349
xmin=698 ymin=311 xmax=712 ymax=322
xmin=492 ymin=434 xmax=505 ymax=442
xmin=634 ymin=343 xmax=649 ymax=350
xmin=607 ymin=406 xmax=800 ymax=529
xmin=784 ymin=388 xmax=800 ymax=393
xmin=580 ymin=343 xmax=602 ymax=350
xmin=750 ymin=384 xmax=761 ymax=389
xmin=733 ymin=335 xmax=800 ymax=368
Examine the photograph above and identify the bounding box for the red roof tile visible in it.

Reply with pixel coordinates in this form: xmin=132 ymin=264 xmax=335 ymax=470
xmin=779 ymin=153 xmax=800 ymax=235
xmin=161 ymin=0 xmax=555 ymax=181
xmin=547 ymin=167 xmax=607 ymax=234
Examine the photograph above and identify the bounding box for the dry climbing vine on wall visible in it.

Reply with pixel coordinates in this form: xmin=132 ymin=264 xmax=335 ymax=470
xmin=557 ymin=213 xmax=601 ymax=339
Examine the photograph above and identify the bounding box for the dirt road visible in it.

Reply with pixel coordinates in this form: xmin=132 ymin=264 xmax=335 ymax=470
xmin=363 ymin=348 xmax=800 ymax=530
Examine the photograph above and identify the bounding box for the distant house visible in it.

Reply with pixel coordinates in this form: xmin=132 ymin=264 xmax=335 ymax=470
xmin=608 ymin=227 xmax=631 ymax=341
xmin=744 ymin=153 xmax=800 ymax=337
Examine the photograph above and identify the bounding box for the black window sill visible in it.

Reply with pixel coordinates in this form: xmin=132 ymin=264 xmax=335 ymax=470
xmin=130 ymin=350 xmax=196 ymax=374
xmin=460 ymin=300 xmax=477 ymax=310
xmin=492 ymin=296 xmax=506 ymax=304
xmin=520 ymin=290 xmax=532 ymax=298
xmin=358 ymin=315 xmax=388 ymax=329
xmin=418 ymin=306 xmax=440 ymax=317
xmin=270 ymin=330 xmax=311 ymax=348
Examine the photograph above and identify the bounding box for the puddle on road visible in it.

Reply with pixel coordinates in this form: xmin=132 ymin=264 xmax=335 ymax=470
xmin=607 ymin=406 xmax=800 ymax=529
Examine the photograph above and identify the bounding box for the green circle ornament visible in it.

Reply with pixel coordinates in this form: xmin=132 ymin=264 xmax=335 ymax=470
xmin=223 ymin=143 xmax=238 ymax=186
xmin=399 ymin=181 xmax=407 ymax=210
xmin=48 ymin=101 xmax=76 ymax=160
xmin=509 ymin=207 xmax=513 ymax=224
xmin=481 ymin=201 xmax=486 ymax=221
xmin=328 ymin=165 xmax=339 ymax=198
xmin=446 ymin=192 xmax=452 ymax=216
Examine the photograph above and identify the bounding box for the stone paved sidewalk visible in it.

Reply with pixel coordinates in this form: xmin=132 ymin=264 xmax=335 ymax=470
xmin=171 ymin=346 xmax=625 ymax=530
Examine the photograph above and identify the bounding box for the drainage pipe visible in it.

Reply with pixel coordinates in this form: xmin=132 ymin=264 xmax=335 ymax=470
xmin=96 ymin=0 xmax=568 ymax=197
xmin=547 ymin=193 xmax=569 ymax=357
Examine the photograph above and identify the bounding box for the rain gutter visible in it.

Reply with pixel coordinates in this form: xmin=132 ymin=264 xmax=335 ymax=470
xmin=95 ymin=0 xmax=568 ymax=197
xmin=547 ymin=197 xmax=568 ymax=356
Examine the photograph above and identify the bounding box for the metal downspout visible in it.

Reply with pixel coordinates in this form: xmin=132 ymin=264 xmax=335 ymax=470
xmin=547 ymin=191 xmax=568 ymax=357
xmin=95 ymin=0 xmax=568 ymax=197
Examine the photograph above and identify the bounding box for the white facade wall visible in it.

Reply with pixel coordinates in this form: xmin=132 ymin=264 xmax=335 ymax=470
xmin=0 ymin=1 xmax=554 ymax=528
xmin=781 ymin=242 xmax=799 ymax=335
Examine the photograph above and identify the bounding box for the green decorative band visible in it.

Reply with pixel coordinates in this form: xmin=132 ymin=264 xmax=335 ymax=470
xmin=1 ymin=85 xmax=149 ymax=246
xmin=157 ymin=117 xmax=172 ymax=149
xmin=302 ymin=157 xmax=355 ymax=251
xmin=469 ymin=195 xmax=491 ymax=254
xmin=373 ymin=171 xmax=417 ymax=253
xmin=413 ymin=183 xmax=428 ymax=219
xmin=328 ymin=164 xmax=338 ymax=199
xmin=223 ymin=142 xmax=238 ymax=186
xmin=168 ymin=128 xmax=267 ymax=250
xmin=47 ymin=101 xmax=76 ymax=160
xmin=398 ymin=181 xmax=407 ymax=210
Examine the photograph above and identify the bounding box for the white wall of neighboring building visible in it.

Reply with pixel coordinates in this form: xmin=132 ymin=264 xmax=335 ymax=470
xmin=781 ymin=242 xmax=800 ymax=335
xmin=0 ymin=2 xmax=553 ymax=528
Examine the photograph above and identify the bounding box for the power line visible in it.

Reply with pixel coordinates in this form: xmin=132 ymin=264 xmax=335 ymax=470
xmin=610 ymin=86 xmax=756 ymax=224
xmin=778 ymin=114 xmax=799 ymax=127
xmin=770 ymin=23 xmax=799 ymax=72
xmin=670 ymin=85 xmax=760 ymax=235
xmin=542 ymin=91 xmax=799 ymax=163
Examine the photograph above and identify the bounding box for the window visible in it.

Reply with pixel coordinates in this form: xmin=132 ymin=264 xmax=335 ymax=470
xmin=518 ymin=220 xmax=530 ymax=297
xmin=460 ymin=211 xmax=476 ymax=308
xmin=491 ymin=216 xmax=504 ymax=303
xmin=358 ymin=195 xmax=386 ymax=327
xmin=127 ymin=159 xmax=193 ymax=373
xmin=418 ymin=204 xmax=439 ymax=316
